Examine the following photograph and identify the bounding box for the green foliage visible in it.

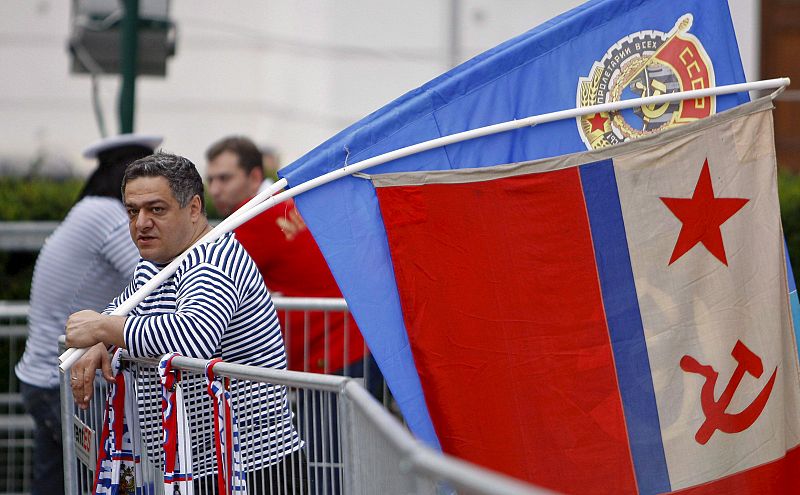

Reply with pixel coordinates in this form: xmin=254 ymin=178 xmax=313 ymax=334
xmin=779 ymin=170 xmax=800 ymax=288
xmin=0 ymin=177 xmax=83 ymax=300
xmin=204 ymin=193 xmax=222 ymax=220
xmin=0 ymin=252 xmax=36 ymax=300
xmin=0 ymin=177 xmax=83 ymax=221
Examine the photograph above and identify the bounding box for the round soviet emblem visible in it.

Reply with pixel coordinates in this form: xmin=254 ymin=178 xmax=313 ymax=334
xmin=576 ymin=15 xmax=715 ymax=149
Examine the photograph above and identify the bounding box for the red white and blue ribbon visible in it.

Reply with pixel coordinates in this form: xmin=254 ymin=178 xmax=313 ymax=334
xmin=205 ymin=358 xmax=247 ymax=495
xmin=94 ymin=349 xmax=152 ymax=495
xmin=158 ymin=353 xmax=194 ymax=494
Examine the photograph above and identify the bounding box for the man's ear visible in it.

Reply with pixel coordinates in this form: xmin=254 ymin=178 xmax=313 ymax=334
xmin=189 ymin=194 xmax=203 ymax=221
xmin=248 ymin=166 xmax=264 ymax=185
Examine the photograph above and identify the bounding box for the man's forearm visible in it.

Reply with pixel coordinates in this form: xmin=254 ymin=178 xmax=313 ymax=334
xmin=96 ymin=315 xmax=127 ymax=349
xmin=65 ymin=310 xmax=128 ymax=350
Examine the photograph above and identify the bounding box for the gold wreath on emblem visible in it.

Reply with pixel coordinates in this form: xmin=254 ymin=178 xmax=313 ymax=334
xmin=578 ymin=15 xmax=702 ymax=149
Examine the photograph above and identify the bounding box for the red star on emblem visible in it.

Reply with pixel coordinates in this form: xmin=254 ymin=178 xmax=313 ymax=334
xmin=588 ymin=113 xmax=607 ymax=133
xmin=660 ymin=159 xmax=748 ymax=266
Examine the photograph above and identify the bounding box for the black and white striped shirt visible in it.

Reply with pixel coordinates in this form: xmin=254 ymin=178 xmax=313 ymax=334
xmin=16 ymin=197 xmax=139 ymax=389
xmin=105 ymin=232 xmax=301 ymax=476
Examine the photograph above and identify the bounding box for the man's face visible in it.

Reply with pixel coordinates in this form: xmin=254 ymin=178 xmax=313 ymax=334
xmin=207 ymin=150 xmax=261 ymax=217
xmin=124 ymin=176 xmax=201 ymax=264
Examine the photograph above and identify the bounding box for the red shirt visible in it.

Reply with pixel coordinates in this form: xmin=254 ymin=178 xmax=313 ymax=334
xmin=233 ymin=198 xmax=365 ymax=373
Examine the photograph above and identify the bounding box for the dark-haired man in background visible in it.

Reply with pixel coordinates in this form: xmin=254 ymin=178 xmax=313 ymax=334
xmin=205 ymin=136 xmax=373 ymax=379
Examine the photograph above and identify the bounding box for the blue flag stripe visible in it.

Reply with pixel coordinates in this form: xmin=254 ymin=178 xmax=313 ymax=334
xmin=580 ymin=159 xmax=671 ymax=495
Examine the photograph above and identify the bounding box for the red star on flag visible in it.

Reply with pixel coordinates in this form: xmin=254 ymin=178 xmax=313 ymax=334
xmin=660 ymin=159 xmax=748 ymax=266
xmin=588 ymin=113 xmax=608 ymax=133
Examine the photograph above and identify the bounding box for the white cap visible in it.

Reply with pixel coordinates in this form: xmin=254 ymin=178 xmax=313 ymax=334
xmin=82 ymin=133 xmax=163 ymax=159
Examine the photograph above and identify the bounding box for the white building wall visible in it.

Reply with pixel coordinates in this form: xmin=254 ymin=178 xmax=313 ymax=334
xmin=729 ymin=0 xmax=760 ymax=82
xmin=0 ymin=0 xmax=759 ymax=176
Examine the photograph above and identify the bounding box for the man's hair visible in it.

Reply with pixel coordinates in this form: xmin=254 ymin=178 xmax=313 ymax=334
xmin=205 ymin=136 xmax=264 ymax=177
xmin=122 ymin=152 xmax=206 ymax=213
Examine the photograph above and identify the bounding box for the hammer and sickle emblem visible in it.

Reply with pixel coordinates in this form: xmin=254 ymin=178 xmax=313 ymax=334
xmin=679 ymin=340 xmax=777 ymax=445
xmin=634 ymin=78 xmax=671 ymax=122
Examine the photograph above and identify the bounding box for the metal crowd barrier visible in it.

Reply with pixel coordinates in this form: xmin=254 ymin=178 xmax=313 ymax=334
xmin=0 ymin=297 xmax=385 ymax=495
xmin=0 ymin=302 xmax=33 ymax=495
xmin=273 ymin=297 xmax=390 ymax=409
xmin=60 ymin=353 xmax=551 ymax=495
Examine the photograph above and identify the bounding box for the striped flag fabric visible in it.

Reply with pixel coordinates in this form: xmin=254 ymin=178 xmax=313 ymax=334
xmin=367 ymin=96 xmax=800 ymax=493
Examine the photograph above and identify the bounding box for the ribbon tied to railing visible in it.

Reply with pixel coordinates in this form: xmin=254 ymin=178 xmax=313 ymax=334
xmin=94 ymin=350 xmax=151 ymax=495
xmin=205 ymin=358 xmax=247 ymax=495
xmin=158 ymin=353 xmax=194 ymax=494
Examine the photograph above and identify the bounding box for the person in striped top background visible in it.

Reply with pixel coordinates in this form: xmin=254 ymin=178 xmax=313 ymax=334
xmin=65 ymin=152 xmax=304 ymax=491
xmin=15 ymin=133 xmax=160 ymax=495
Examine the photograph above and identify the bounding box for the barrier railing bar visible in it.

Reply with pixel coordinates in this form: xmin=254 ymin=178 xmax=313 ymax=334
xmin=0 ymin=297 xmax=348 ymax=319
xmin=345 ymin=382 xmax=554 ymax=495
xmin=271 ymin=296 xmax=348 ymax=311
xmin=343 ymin=381 xmax=553 ymax=495
xmin=127 ymin=354 xmax=349 ymax=392
xmin=60 ymin=372 xmax=77 ymax=495
xmin=0 ymin=302 xmax=29 ymax=319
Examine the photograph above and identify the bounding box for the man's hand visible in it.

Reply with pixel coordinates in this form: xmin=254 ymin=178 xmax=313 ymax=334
xmin=65 ymin=310 xmax=126 ymax=349
xmin=70 ymin=343 xmax=113 ymax=409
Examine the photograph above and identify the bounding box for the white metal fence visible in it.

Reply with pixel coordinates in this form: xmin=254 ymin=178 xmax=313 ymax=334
xmin=0 ymin=297 xmax=384 ymax=495
xmin=60 ymin=353 xmax=552 ymax=495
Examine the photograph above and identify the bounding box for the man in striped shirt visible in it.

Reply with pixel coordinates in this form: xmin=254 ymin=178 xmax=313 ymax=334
xmin=65 ymin=153 xmax=303 ymax=491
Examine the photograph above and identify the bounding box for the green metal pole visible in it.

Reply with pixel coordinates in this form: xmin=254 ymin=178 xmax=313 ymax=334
xmin=119 ymin=0 xmax=139 ymax=134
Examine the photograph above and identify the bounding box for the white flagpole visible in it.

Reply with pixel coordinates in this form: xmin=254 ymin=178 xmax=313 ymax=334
xmin=59 ymin=77 xmax=790 ymax=371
